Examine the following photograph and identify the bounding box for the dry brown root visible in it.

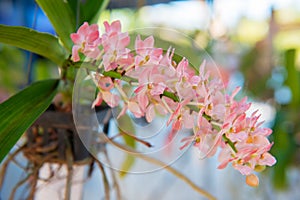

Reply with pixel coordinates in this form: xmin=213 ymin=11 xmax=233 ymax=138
xmin=0 ymin=141 xmax=120 ymax=200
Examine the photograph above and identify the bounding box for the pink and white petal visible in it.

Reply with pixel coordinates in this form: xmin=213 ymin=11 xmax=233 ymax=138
xmin=134 ymin=85 xmax=146 ymax=94
xmin=259 ymin=128 xmax=273 ymax=136
xmin=179 ymin=136 xmax=194 ymax=150
xmin=150 ymin=83 xmax=166 ymax=96
xmin=71 ymin=45 xmax=81 ymax=62
xmin=110 ymin=20 xmax=121 ymax=33
xmin=199 ymin=60 xmax=206 ymax=75
xmin=137 ymin=93 xmax=149 ymax=112
xmin=117 ymin=105 xmax=128 ymax=119
xmin=155 ymin=103 xmax=168 ymax=115
xmin=228 ymin=131 xmax=248 ymax=142
xmin=230 ymin=86 xmax=242 ymax=102
xmin=167 ymin=104 xmax=181 ymax=125
xmin=102 ymin=91 xmax=120 ymax=107
xmin=91 ymin=93 xmax=103 ymax=108
xmin=172 ymin=119 xmax=182 ymax=131
xmin=252 ymin=135 xmax=271 ymax=146
xmin=234 ymin=164 xmax=253 ymax=176
xmin=89 ymin=23 xmax=99 ymax=31
xmin=190 ymin=75 xmax=201 ymax=85
xmin=199 ymin=133 xmax=220 ymax=158
xmin=138 ymin=68 xmax=151 ymax=84
xmin=98 ymin=76 xmax=114 ymax=91
xmin=168 ymin=126 xmax=179 ymax=141
xmin=70 ymin=33 xmax=82 ymax=44
xmin=135 ymin=35 xmax=142 ymax=52
xmin=152 ymin=48 xmax=163 ymax=58
xmin=104 ymin=20 xmax=121 ymax=34
xmin=84 ymin=47 xmax=101 ymax=59
xmin=176 ymin=58 xmax=188 ymax=78
xmin=211 ymin=104 xmax=226 ymax=120
xmin=259 ymin=153 xmax=276 ymax=166
xmin=87 ymin=30 xmax=100 ymax=43
xmin=146 ymin=104 xmax=155 ymax=123
xmin=217 ymin=148 xmax=233 ymax=169
xmin=118 ymin=33 xmax=130 ymax=49
xmin=128 ymin=101 xmax=144 ymax=118
xmin=182 ymin=111 xmax=194 ymax=129
xmin=144 ymin=36 xmax=154 ymax=48
xmin=135 ymin=55 xmax=144 ymax=67
xmin=77 ymin=22 xmax=89 ymax=35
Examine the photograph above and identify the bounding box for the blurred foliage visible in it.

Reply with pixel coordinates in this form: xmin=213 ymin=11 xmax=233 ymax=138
xmin=271 ymin=49 xmax=300 ymax=189
xmin=68 ymin=0 xmax=109 ymax=26
xmin=0 ymin=44 xmax=59 ymax=97
xmin=240 ymin=41 xmax=273 ymax=99
xmin=0 ymin=44 xmax=26 ymax=96
xmin=236 ymin=18 xmax=268 ymax=45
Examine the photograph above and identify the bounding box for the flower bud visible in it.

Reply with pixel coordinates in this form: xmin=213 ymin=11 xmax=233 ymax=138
xmin=254 ymin=165 xmax=266 ymax=172
xmin=246 ymin=174 xmax=259 ymax=187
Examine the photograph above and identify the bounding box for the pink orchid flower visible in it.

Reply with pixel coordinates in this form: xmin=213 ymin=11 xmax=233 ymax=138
xmin=70 ymin=22 xmax=101 ymax=62
xmin=92 ymin=91 xmax=120 ymax=108
xmin=101 ymin=20 xmax=131 ymax=71
xmin=134 ymin=35 xmax=163 ymax=67
xmin=92 ymin=74 xmax=120 ymax=108
xmin=70 ymin=20 xmax=277 ymax=186
xmin=167 ymin=99 xmax=194 ymax=140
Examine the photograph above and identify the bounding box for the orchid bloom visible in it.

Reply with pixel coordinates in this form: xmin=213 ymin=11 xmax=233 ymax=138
xmin=71 ymin=20 xmax=277 ymax=187
xmin=101 ymin=21 xmax=131 ymax=71
xmin=70 ymin=22 xmax=101 ymax=62
xmin=135 ymin=35 xmax=163 ymax=67
xmin=92 ymin=74 xmax=120 ymax=108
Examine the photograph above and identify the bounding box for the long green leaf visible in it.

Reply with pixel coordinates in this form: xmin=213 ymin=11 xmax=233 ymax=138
xmin=0 ymin=25 xmax=67 ymax=66
xmin=285 ymin=49 xmax=300 ymax=107
xmin=117 ymin=113 xmax=136 ymax=177
xmin=271 ymin=110 xmax=296 ymax=189
xmin=117 ymin=113 xmax=136 ymax=148
xmin=68 ymin=0 xmax=110 ymax=25
xmin=119 ymin=155 xmax=135 ymax=177
xmin=36 ymin=0 xmax=76 ymax=52
xmin=0 ymin=79 xmax=59 ymax=162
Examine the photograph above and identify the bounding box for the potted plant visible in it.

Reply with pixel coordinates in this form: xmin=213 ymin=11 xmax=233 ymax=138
xmin=0 ymin=0 xmax=276 ymax=199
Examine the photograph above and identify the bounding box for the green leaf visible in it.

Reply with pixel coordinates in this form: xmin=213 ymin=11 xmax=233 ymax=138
xmin=285 ymin=49 xmax=300 ymax=107
xmin=116 ymin=113 xmax=136 ymax=177
xmin=68 ymin=0 xmax=110 ymax=25
xmin=119 ymin=155 xmax=135 ymax=177
xmin=270 ymin=110 xmax=297 ymax=189
xmin=0 ymin=25 xmax=67 ymax=66
xmin=117 ymin=113 xmax=136 ymax=148
xmin=0 ymin=79 xmax=59 ymax=162
xmin=36 ymin=0 xmax=76 ymax=52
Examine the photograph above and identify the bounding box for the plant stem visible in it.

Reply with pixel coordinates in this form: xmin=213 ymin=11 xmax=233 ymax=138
xmin=28 ymin=163 xmax=39 ymax=200
xmin=9 ymin=174 xmax=31 ymax=200
xmin=162 ymin=90 xmax=180 ymax=102
xmin=95 ymin=159 xmax=110 ymax=200
xmin=103 ymin=149 xmax=122 ymax=200
xmin=65 ymin=136 xmax=74 ymax=200
xmin=0 ymin=146 xmax=24 ymax=189
xmin=222 ymin=134 xmax=238 ymax=153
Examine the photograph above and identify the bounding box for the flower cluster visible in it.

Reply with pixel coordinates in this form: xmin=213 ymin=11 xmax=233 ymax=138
xmin=70 ymin=20 xmax=276 ymax=186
